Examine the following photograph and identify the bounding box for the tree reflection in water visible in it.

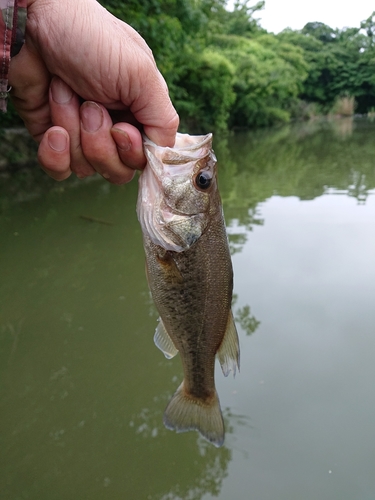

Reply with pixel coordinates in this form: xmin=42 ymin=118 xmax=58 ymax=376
xmin=216 ymin=117 xmax=375 ymax=255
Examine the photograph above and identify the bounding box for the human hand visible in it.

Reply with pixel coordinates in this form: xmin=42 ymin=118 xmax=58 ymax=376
xmin=8 ymin=0 xmax=179 ymax=183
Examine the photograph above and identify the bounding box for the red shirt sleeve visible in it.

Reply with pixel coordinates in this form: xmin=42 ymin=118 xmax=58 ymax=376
xmin=0 ymin=0 xmax=27 ymax=112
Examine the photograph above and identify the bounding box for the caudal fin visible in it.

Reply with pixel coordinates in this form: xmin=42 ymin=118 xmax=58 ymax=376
xmin=163 ymin=382 xmax=225 ymax=447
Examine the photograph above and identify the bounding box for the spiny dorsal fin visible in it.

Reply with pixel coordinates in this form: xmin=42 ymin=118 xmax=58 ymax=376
xmin=154 ymin=318 xmax=179 ymax=359
xmin=217 ymin=311 xmax=240 ymax=377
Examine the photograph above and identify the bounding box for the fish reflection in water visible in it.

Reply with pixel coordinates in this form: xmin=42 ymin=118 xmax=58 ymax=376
xmin=137 ymin=133 xmax=240 ymax=447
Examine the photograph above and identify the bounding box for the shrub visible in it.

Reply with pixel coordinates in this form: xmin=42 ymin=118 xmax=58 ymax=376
xmin=175 ymin=49 xmax=236 ymax=133
xmin=329 ymin=95 xmax=356 ymax=116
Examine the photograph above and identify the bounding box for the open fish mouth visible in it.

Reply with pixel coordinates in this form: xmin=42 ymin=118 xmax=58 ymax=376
xmin=139 ymin=163 xmax=205 ymax=251
xmin=143 ymin=132 xmax=214 ymax=177
xmin=137 ymin=133 xmax=216 ymax=252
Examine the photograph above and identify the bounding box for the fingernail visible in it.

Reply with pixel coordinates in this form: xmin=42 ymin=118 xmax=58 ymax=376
xmin=81 ymin=102 xmax=103 ymax=133
xmin=111 ymin=127 xmax=132 ymax=151
xmin=48 ymin=130 xmax=68 ymax=152
xmin=51 ymin=77 xmax=73 ymax=104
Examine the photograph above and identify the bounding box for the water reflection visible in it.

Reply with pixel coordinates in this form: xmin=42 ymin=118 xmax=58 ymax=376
xmin=2 ymin=118 xmax=375 ymax=500
xmin=214 ymin=118 xmax=375 ymax=255
xmin=234 ymin=304 xmax=260 ymax=336
xmin=329 ymin=116 xmax=354 ymax=139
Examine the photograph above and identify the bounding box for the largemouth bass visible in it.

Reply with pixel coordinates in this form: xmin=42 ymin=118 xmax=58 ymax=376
xmin=136 ymin=133 xmax=239 ymax=447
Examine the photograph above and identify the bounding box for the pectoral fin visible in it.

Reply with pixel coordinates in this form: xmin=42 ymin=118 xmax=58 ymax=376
xmin=217 ymin=311 xmax=240 ymax=377
xmin=156 ymin=250 xmax=183 ymax=284
xmin=154 ymin=318 xmax=179 ymax=359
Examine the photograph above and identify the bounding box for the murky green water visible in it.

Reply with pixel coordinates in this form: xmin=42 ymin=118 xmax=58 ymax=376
xmin=1 ymin=118 xmax=375 ymax=499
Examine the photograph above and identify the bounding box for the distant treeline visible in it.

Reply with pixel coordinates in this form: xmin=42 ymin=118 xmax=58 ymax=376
xmin=2 ymin=0 xmax=375 ymax=132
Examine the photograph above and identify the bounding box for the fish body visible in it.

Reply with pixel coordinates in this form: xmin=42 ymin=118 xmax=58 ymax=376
xmin=137 ymin=133 xmax=239 ymax=447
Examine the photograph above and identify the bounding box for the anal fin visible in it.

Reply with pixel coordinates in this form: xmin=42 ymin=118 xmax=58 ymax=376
xmin=154 ymin=318 xmax=179 ymax=359
xmin=217 ymin=310 xmax=240 ymax=377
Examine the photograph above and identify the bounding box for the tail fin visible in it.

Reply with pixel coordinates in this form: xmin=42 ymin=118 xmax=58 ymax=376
xmin=163 ymin=382 xmax=225 ymax=447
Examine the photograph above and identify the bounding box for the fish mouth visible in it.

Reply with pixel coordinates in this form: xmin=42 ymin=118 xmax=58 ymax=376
xmin=140 ymin=165 xmax=205 ymax=251
xmin=137 ymin=133 xmax=214 ymax=252
xmin=143 ymin=132 xmax=214 ymax=178
xmin=142 ymin=160 xmax=198 ymax=217
xmin=142 ymin=132 xmax=214 ymax=215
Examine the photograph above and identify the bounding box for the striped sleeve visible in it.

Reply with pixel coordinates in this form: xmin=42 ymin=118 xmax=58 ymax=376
xmin=1 ymin=0 xmax=27 ymax=112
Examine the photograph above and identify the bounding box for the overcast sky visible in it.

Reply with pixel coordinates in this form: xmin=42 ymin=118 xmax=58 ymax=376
xmin=254 ymin=0 xmax=374 ymax=33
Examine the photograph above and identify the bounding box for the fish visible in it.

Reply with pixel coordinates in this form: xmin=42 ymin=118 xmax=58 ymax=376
xmin=136 ymin=132 xmax=239 ymax=447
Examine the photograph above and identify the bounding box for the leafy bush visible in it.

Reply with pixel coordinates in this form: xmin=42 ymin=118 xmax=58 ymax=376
xmin=175 ymin=49 xmax=235 ymax=133
xmin=329 ymin=95 xmax=356 ymax=116
xmin=210 ymin=34 xmax=307 ymax=128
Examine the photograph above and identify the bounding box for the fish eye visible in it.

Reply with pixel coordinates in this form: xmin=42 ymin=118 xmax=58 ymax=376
xmin=195 ymin=171 xmax=212 ymax=190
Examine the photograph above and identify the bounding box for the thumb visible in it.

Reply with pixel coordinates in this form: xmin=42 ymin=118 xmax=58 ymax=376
xmin=143 ymin=108 xmax=179 ymax=148
xmin=130 ymin=70 xmax=179 ymax=148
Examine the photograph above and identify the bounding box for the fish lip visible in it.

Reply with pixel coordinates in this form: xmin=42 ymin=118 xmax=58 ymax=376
xmin=143 ymin=132 xmax=212 ymax=154
xmin=164 ymin=203 xmax=202 ymax=218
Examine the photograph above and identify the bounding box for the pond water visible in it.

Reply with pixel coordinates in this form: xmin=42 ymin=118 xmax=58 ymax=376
xmin=1 ymin=118 xmax=375 ymax=499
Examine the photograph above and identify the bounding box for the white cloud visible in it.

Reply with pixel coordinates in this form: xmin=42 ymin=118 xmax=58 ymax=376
xmin=254 ymin=0 xmax=374 ymax=33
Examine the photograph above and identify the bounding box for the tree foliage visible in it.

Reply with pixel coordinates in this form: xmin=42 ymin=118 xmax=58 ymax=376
xmin=279 ymin=13 xmax=375 ymax=113
xmin=2 ymin=1 xmax=375 ymax=132
xmin=210 ymin=33 xmax=307 ymax=127
xmin=173 ymin=49 xmax=236 ymax=133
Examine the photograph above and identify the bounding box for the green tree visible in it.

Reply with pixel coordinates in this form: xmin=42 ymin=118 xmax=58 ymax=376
xmin=279 ymin=15 xmax=375 ymax=114
xmin=210 ymin=34 xmax=308 ymax=127
xmin=174 ymin=49 xmax=236 ymax=132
